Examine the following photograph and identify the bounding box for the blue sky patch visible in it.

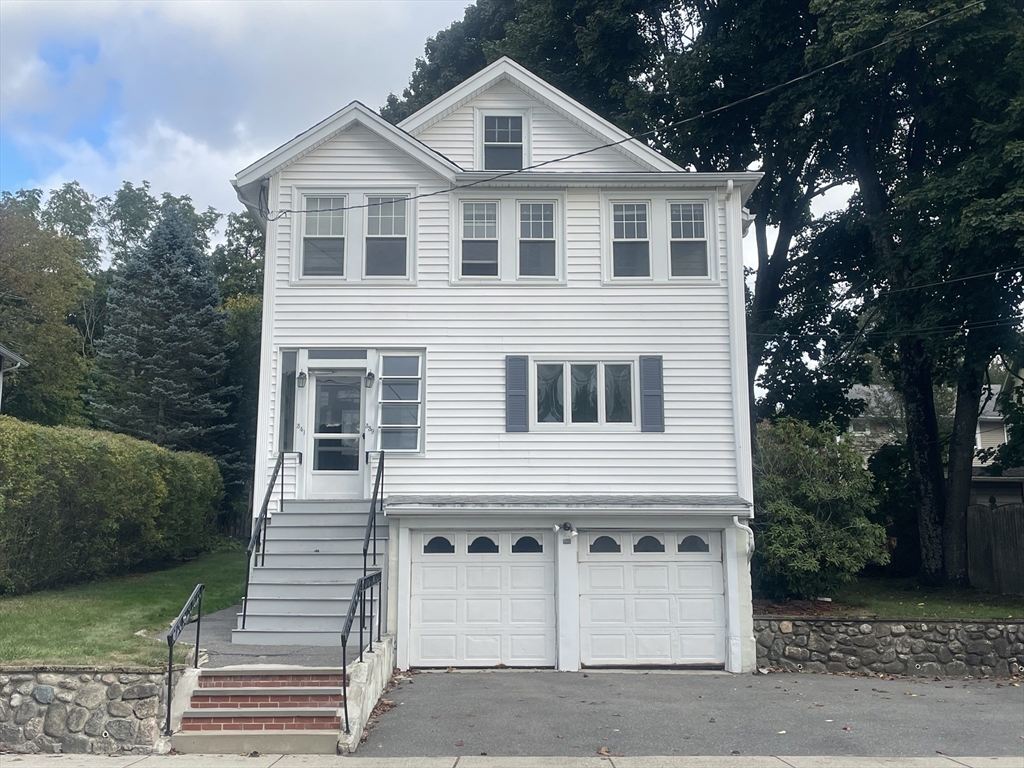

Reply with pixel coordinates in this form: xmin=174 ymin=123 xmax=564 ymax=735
xmin=37 ymin=37 xmax=100 ymax=84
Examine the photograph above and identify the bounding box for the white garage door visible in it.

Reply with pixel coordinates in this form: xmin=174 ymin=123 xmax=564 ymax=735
xmin=579 ymin=531 xmax=726 ymax=666
xmin=410 ymin=531 xmax=556 ymax=667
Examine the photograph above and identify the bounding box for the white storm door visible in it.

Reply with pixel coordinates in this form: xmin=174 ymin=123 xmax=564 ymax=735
xmin=410 ymin=531 xmax=556 ymax=667
xmin=307 ymin=372 xmax=365 ymax=498
xmin=579 ymin=531 xmax=726 ymax=666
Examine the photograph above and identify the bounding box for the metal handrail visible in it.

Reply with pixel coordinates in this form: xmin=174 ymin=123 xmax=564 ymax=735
xmin=339 ymin=570 xmax=383 ymax=734
xmin=165 ymin=583 xmax=205 ymax=736
xmin=362 ymin=451 xmax=385 ymax=584
xmin=241 ymin=451 xmax=289 ymax=629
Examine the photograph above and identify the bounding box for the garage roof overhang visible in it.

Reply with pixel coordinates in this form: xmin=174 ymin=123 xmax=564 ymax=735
xmin=384 ymin=494 xmax=752 ymax=517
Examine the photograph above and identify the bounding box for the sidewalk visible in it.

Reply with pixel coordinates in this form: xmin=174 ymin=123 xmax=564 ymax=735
xmin=0 ymin=754 xmax=1021 ymax=767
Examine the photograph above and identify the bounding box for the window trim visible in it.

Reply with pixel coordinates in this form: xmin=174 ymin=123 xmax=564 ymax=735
xmin=291 ymin=186 xmax=417 ymax=286
xmin=301 ymin=194 xmax=347 ymax=278
xmin=610 ymin=200 xmax=652 ymax=280
xmin=530 ymin=357 xmax=639 ymax=431
xmin=601 ymin=192 xmax=719 ymax=285
xmin=474 ymin=107 xmax=532 ymax=171
xmin=452 ymin=192 xmax=565 ymax=285
xmin=516 ymin=200 xmax=559 ymax=280
xmin=460 ymin=200 xmax=501 ymax=279
xmin=668 ymin=200 xmax=711 ymax=280
xmin=376 ymin=350 xmax=425 ymax=455
xmin=363 ymin=195 xmax=410 ymax=280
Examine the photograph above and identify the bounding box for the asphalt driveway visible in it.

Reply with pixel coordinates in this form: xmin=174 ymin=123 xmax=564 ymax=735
xmin=354 ymin=669 xmax=1024 ymax=759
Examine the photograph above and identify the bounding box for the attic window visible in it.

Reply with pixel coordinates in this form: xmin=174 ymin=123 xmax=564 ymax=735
xmin=483 ymin=116 xmax=523 ymax=170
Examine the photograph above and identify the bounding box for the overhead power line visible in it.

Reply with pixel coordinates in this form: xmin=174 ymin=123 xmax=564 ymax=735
xmin=264 ymin=0 xmax=986 ymax=221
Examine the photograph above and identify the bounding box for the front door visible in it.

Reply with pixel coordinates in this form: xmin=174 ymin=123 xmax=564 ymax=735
xmin=307 ymin=372 xmax=365 ymax=498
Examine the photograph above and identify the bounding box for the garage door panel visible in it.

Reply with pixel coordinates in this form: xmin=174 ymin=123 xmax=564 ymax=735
xmin=411 ymin=530 xmax=556 ymax=667
xmin=580 ymin=530 xmax=726 ymax=667
xmin=585 ymin=565 xmax=625 ymax=590
xmin=633 ymin=565 xmax=671 ymax=590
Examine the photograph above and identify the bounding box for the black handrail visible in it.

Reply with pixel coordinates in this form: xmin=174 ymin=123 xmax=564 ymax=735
xmin=241 ymin=452 xmax=290 ymax=630
xmin=165 ymin=583 xmax=205 ymax=737
xmin=339 ymin=570 xmax=382 ymax=734
xmin=362 ymin=451 xmax=385 ymax=584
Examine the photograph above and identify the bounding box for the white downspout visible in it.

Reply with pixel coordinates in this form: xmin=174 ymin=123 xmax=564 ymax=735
xmin=732 ymin=515 xmax=755 ymax=561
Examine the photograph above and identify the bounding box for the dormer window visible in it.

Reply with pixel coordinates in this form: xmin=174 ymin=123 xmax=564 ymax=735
xmin=483 ymin=115 xmax=523 ymax=170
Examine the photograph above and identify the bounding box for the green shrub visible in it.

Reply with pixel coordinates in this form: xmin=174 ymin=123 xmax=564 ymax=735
xmin=753 ymin=418 xmax=890 ymax=599
xmin=0 ymin=415 xmax=221 ymax=594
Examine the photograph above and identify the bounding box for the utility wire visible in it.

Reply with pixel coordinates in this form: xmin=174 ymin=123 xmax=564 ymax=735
xmin=264 ymin=0 xmax=986 ymax=221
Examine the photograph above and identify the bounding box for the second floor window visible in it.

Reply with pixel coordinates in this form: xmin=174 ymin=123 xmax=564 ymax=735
xmin=366 ymin=196 xmax=407 ymax=277
xmin=303 ymin=196 xmax=345 ymax=276
xmin=612 ymin=203 xmax=650 ymax=277
xmin=483 ymin=116 xmax=523 ymax=170
xmin=518 ymin=202 xmax=556 ymax=277
xmin=670 ymin=202 xmax=708 ymax=277
xmin=462 ymin=202 xmax=499 ymax=277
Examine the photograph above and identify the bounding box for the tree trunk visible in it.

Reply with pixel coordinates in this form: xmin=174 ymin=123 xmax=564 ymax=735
xmin=898 ymin=337 xmax=946 ymax=585
xmin=944 ymin=342 xmax=989 ymax=585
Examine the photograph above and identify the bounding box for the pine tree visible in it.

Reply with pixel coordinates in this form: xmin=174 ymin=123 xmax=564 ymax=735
xmin=91 ymin=204 xmax=235 ymax=456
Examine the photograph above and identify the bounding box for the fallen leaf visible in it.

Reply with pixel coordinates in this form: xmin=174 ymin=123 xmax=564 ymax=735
xmin=936 ymin=750 xmax=948 ymax=755
xmin=709 ymin=717 xmax=716 ymax=723
xmin=842 ymin=725 xmax=852 ymax=731
xmin=731 ymin=751 xmax=741 ymax=756
xmin=813 ymin=702 xmax=824 ymax=707
xmin=455 ymin=740 xmax=464 ymax=747
xmin=556 ymin=734 xmax=563 ymax=739
xmin=777 ymin=730 xmax=786 ymax=734
xmin=480 ymin=752 xmax=487 ymax=756
xmin=597 ymin=746 xmax=611 ymax=755
xmin=446 ymin=667 xmax=455 ymax=673
xmin=826 ymin=719 xmax=833 ymax=723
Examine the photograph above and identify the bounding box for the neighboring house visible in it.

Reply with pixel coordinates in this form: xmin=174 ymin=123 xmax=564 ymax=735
xmin=0 ymin=343 xmax=27 ymax=412
xmin=231 ymin=58 xmax=760 ymax=672
xmin=848 ymin=382 xmax=1023 ymax=506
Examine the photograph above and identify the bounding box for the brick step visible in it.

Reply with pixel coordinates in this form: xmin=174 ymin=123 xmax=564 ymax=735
xmin=180 ymin=708 xmax=341 ymax=732
xmin=190 ymin=687 xmax=344 ymax=709
xmin=197 ymin=671 xmax=346 ymax=688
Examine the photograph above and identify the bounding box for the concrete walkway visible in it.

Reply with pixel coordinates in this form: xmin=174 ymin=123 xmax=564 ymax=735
xmin=0 ymin=754 xmax=1021 ymax=766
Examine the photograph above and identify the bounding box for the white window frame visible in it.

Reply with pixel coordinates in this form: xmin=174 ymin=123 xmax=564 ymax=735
xmin=452 ymin=192 xmax=565 ymax=284
xmin=517 ymin=200 xmax=559 ymax=280
xmin=376 ymin=350 xmax=425 ymax=455
xmin=290 ymin=186 xmax=417 ymax=285
xmin=668 ymin=201 xmax=710 ymax=279
xmin=363 ymin=195 xmax=410 ymax=280
xmin=475 ymin=108 xmax=532 ymax=171
xmin=601 ymin=192 xmax=719 ymax=284
xmin=459 ymin=200 xmax=501 ymax=279
xmin=609 ymin=200 xmax=652 ymax=280
xmin=530 ymin=358 xmax=639 ymax=431
xmin=300 ymin=194 xmax=347 ymax=278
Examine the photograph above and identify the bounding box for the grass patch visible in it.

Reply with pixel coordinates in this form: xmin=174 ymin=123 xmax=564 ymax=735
xmin=0 ymin=550 xmax=247 ymax=668
xmin=756 ymin=575 xmax=1024 ymax=621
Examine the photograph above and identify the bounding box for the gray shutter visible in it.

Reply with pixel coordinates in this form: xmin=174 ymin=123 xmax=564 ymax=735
xmin=505 ymin=355 xmax=529 ymax=432
xmin=639 ymin=355 xmax=664 ymax=433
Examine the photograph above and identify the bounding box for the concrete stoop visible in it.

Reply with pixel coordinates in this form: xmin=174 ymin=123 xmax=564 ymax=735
xmin=169 ymin=638 xmax=394 ymax=755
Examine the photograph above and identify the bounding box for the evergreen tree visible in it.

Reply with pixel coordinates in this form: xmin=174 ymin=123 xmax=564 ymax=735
xmin=91 ymin=204 xmax=235 ymax=456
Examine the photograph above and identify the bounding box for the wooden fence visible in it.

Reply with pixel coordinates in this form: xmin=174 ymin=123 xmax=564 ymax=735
xmin=967 ymin=504 xmax=1024 ymax=596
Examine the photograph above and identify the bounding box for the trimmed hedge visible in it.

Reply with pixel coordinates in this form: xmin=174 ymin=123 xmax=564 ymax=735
xmin=0 ymin=416 xmax=222 ymax=594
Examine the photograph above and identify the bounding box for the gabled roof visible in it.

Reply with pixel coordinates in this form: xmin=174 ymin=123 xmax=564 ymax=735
xmin=0 ymin=343 xmax=27 ymax=369
xmin=232 ymin=102 xmax=461 ymax=224
xmin=398 ymin=57 xmax=684 ymax=173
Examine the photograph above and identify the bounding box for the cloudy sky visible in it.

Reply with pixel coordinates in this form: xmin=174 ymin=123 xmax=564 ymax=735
xmin=0 ymin=0 xmax=471 ymax=215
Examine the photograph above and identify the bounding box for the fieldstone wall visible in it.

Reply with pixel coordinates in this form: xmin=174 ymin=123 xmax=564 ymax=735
xmin=0 ymin=668 xmax=181 ymax=754
xmin=754 ymin=618 xmax=1024 ymax=678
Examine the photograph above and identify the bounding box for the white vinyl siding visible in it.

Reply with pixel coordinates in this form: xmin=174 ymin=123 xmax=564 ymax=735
xmin=416 ymin=79 xmax=650 ymax=172
xmin=255 ymin=121 xmax=739 ymax=498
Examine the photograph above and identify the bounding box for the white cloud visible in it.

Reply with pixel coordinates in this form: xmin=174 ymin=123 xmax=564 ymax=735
xmin=1 ymin=0 xmax=470 ymax=211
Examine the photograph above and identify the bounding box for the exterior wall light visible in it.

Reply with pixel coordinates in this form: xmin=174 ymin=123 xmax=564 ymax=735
xmin=365 ymin=371 xmax=375 ymax=388
xmin=297 ymin=371 xmax=307 ymax=388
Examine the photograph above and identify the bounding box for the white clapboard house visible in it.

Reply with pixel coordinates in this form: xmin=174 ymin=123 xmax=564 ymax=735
xmin=231 ymin=57 xmax=761 ymax=672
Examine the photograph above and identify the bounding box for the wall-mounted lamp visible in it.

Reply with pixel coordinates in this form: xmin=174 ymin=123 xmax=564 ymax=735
xmin=365 ymin=371 xmax=375 ymax=389
xmin=297 ymin=370 xmax=307 ymax=388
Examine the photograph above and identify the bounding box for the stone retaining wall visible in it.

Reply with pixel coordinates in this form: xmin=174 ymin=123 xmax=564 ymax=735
xmin=754 ymin=618 xmax=1024 ymax=678
xmin=0 ymin=668 xmax=181 ymax=754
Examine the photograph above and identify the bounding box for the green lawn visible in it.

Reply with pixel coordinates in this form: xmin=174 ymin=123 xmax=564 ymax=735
xmin=756 ymin=576 xmax=1024 ymax=621
xmin=0 ymin=550 xmax=247 ymax=668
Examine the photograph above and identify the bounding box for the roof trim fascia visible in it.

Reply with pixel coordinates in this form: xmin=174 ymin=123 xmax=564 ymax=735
xmin=398 ymin=57 xmax=682 ymax=173
xmin=233 ymin=101 xmax=460 ymax=190
xmin=0 ymin=343 xmax=27 ymax=369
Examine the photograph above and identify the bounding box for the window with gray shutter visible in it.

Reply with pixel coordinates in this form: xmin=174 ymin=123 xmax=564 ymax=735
xmin=505 ymin=355 xmax=529 ymax=432
xmin=639 ymin=355 xmax=664 ymax=432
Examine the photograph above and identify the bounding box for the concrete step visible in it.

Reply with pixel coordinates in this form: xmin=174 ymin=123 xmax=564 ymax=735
xmin=240 ymin=597 xmax=353 ymax=615
xmin=268 ymin=511 xmax=387 ymax=528
xmin=173 ymin=731 xmax=339 ymax=754
xmin=237 ymin=609 xmax=380 ymax=632
xmin=248 ymin=565 xmax=365 ymax=583
xmin=264 ymin=530 xmax=389 ymax=549
xmin=230 ymin=628 xmax=356 ymax=646
xmin=282 ymin=499 xmax=381 ymax=515
xmin=258 ymin=552 xmax=387 ymax=569
xmin=240 ymin=581 xmax=350 ymax=599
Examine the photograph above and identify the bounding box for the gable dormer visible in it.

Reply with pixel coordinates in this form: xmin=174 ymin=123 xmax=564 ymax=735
xmin=400 ymin=57 xmax=682 ymax=174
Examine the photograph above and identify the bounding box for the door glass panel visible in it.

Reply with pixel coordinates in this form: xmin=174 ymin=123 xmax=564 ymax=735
xmin=468 ymin=536 xmax=499 ymax=554
xmin=536 ymin=364 xmax=564 ymax=423
xmin=381 ymin=428 xmax=418 ymax=450
xmin=570 ymin=364 xmax=598 ymax=423
xmin=604 ymin=364 xmax=632 ymax=423
xmin=382 ymin=380 xmax=419 ymax=401
xmin=316 ymin=376 xmax=360 ymax=434
xmin=314 ymin=438 xmax=359 ymax=471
